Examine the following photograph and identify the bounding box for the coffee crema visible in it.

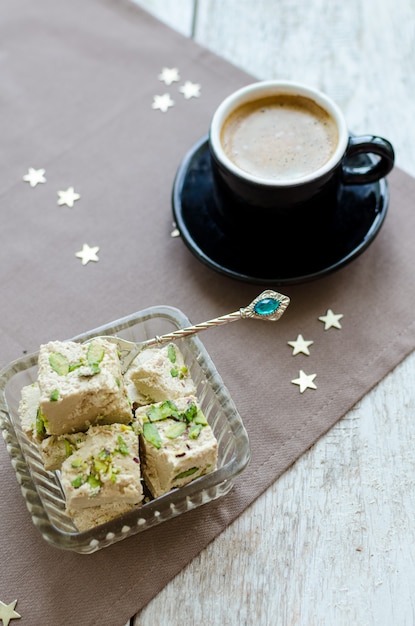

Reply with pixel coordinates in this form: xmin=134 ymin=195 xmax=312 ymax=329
xmin=220 ymin=94 xmax=339 ymax=182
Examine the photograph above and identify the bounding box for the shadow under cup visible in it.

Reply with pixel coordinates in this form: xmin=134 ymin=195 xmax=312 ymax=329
xmin=208 ymin=83 xmax=395 ymax=248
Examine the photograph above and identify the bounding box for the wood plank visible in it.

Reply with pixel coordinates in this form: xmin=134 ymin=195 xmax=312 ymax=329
xmin=130 ymin=0 xmax=195 ymax=36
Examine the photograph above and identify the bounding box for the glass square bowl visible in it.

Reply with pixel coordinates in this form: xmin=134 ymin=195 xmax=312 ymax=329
xmin=0 ymin=305 xmax=250 ymax=553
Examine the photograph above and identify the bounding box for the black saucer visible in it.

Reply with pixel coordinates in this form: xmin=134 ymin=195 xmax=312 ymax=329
xmin=172 ymin=135 xmax=389 ymax=285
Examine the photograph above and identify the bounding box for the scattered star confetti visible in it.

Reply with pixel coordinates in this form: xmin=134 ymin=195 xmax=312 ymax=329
xmin=22 ymin=167 xmax=46 ymax=187
xmin=152 ymin=93 xmax=175 ymax=112
xmin=288 ymin=334 xmax=314 ymax=356
xmin=158 ymin=67 xmax=180 ymax=85
xmin=57 ymin=186 xmax=81 ymax=208
xmin=75 ymin=243 xmax=99 ymax=265
xmin=179 ymin=80 xmax=201 ymax=99
xmin=170 ymin=227 xmax=180 ymax=238
xmin=318 ymin=309 xmax=343 ymax=330
xmin=291 ymin=370 xmax=317 ymax=393
xmin=0 ymin=600 xmax=21 ymax=626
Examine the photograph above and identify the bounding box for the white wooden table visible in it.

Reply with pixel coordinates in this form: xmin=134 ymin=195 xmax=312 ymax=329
xmin=129 ymin=2 xmax=415 ymax=624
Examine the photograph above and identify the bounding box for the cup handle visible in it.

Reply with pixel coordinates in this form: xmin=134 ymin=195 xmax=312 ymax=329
xmin=341 ymin=135 xmax=395 ymax=184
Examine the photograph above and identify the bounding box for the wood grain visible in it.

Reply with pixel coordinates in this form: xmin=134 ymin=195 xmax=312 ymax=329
xmin=130 ymin=0 xmax=195 ymax=36
xmin=131 ymin=1 xmax=415 ymax=624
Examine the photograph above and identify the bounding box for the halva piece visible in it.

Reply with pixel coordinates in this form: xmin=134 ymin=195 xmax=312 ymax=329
xmin=18 ymin=383 xmax=41 ymax=438
xmin=126 ymin=343 xmax=196 ymax=404
xmin=18 ymin=382 xmax=87 ymax=470
xmin=61 ymin=424 xmax=143 ymax=511
xmin=39 ymin=432 xmax=87 ymax=471
xmin=135 ymin=395 xmax=218 ymax=498
xmin=37 ymin=339 xmax=132 ymax=435
xmin=68 ymin=502 xmax=138 ymax=532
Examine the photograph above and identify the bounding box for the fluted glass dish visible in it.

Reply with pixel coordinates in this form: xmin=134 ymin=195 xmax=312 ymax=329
xmin=0 ymin=306 xmax=250 ymax=553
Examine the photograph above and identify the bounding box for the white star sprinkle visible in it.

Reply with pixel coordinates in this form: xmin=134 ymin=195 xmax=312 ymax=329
xmin=75 ymin=243 xmax=99 ymax=265
xmin=287 ymin=334 xmax=314 ymax=356
xmin=0 ymin=600 xmax=21 ymax=626
xmin=170 ymin=227 xmax=180 ymax=238
xmin=152 ymin=93 xmax=175 ymax=112
xmin=291 ymin=370 xmax=317 ymax=393
xmin=158 ymin=67 xmax=180 ymax=85
xmin=179 ymin=81 xmax=201 ymax=99
xmin=23 ymin=167 xmax=46 ymax=187
xmin=318 ymin=309 xmax=343 ymax=330
xmin=57 ymin=186 xmax=81 ymax=208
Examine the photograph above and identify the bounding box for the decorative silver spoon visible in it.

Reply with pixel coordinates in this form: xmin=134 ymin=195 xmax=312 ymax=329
xmin=87 ymin=289 xmax=290 ymax=373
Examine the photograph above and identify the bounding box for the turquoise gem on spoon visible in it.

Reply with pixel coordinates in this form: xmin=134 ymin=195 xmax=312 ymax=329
xmin=254 ymin=297 xmax=281 ymax=316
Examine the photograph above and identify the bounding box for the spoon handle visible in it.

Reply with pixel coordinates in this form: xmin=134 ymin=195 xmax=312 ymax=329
xmin=141 ymin=289 xmax=290 ymax=350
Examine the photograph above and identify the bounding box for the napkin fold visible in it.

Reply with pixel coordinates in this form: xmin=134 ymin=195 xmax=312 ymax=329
xmin=1 ymin=1 xmax=414 ymax=625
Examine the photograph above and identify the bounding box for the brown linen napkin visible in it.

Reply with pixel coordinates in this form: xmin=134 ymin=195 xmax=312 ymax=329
xmin=0 ymin=1 xmax=414 ymax=625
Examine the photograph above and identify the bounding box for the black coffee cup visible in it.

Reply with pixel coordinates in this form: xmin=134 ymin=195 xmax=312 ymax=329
xmin=208 ymin=81 xmax=395 ymax=231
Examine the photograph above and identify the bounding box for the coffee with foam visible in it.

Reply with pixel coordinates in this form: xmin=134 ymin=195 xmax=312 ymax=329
xmin=220 ymin=94 xmax=338 ymax=182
